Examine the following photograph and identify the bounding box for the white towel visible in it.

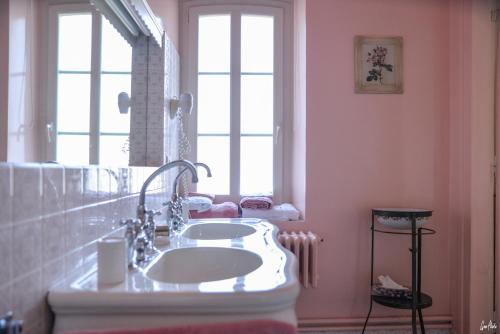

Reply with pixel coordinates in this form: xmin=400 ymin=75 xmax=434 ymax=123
xmin=241 ymin=203 xmax=300 ymax=221
xmin=377 ymin=275 xmax=408 ymax=290
xmin=187 ymin=196 xmax=212 ymax=213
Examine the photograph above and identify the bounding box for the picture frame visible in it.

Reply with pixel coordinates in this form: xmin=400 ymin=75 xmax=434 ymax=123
xmin=354 ymin=36 xmax=403 ymax=94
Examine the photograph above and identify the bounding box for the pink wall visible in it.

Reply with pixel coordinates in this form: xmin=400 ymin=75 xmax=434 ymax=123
xmin=148 ymin=0 xmax=179 ymax=49
xmin=448 ymin=0 xmax=471 ymax=332
xmin=0 ymin=1 xmax=9 ymax=161
xmin=291 ymin=0 xmax=453 ymax=328
xmin=448 ymin=1 xmax=497 ymax=333
xmin=7 ymin=0 xmax=41 ymax=162
xmin=291 ymin=0 xmax=306 ymax=216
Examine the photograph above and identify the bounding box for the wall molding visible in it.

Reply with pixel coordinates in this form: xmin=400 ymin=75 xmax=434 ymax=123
xmin=298 ymin=315 xmax=453 ymax=332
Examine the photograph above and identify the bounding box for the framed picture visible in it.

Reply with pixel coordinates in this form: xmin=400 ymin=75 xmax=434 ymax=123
xmin=354 ymin=36 xmax=403 ymax=94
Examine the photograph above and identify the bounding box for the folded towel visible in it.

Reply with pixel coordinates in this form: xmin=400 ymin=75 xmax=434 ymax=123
xmin=186 ymin=196 xmax=213 ymax=213
xmin=241 ymin=203 xmax=300 ymax=221
xmin=240 ymin=196 xmax=273 ymax=210
xmin=66 ymin=320 xmax=297 ymax=334
xmin=190 ymin=202 xmax=240 ymax=219
xmin=188 ymin=192 xmax=215 ymax=201
xmin=377 ymin=275 xmax=408 ymax=290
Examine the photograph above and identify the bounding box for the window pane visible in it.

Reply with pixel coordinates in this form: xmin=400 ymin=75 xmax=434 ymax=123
xmin=99 ymin=135 xmax=129 ymax=166
xmin=57 ymin=73 xmax=90 ymax=132
xmin=240 ymin=136 xmax=273 ymax=195
xmin=58 ymin=14 xmax=92 ymax=71
xmin=197 ymin=75 xmax=230 ymax=134
xmin=241 ymin=75 xmax=273 ymax=135
xmin=100 ymin=74 xmax=131 ymax=133
xmin=57 ymin=134 xmax=89 ymax=165
xmin=101 ymin=16 xmax=132 ymax=72
xmin=197 ymin=136 xmax=230 ymax=194
xmin=241 ymin=15 xmax=273 ymax=73
xmin=198 ymin=15 xmax=230 ymax=72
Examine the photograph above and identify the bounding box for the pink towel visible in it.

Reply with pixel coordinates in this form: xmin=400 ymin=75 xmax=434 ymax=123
xmin=240 ymin=196 xmax=273 ymax=210
xmin=190 ymin=202 xmax=239 ymax=219
xmin=188 ymin=192 xmax=215 ymax=201
xmin=66 ymin=320 xmax=296 ymax=334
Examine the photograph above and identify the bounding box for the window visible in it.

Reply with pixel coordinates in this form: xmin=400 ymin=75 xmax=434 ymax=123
xmin=184 ymin=4 xmax=288 ymax=201
xmin=47 ymin=4 xmax=132 ymax=166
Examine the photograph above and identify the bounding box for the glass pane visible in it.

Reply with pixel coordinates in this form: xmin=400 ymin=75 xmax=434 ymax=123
xmin=57 ymin=134 xmax=89 ymax=165
xmin=197 ymin=75 xmax=230 ymax=134
xmin=101 ymin=16 xmax=132 ymax=72
xmin=197 ymin=136 xmax=230 ymax=194
xmin=241 ymin=75 xmax=273 ymax=135
xmin=58 ymin=13 xmax=92 ymax=71
xmin=240 ymin=136 xmax=273 ymax=195
xmin=99 ymin=135 xmax=129 ymax=166
xmin=198 ymin=15 xmax=230 ymax=72
xmin=57 ymin=73 xmax=90 ymax=132
xmin=100 ymin=74 xmax=131 ymax=133
xmin=241 ymin=15 xmax=273 ymax=73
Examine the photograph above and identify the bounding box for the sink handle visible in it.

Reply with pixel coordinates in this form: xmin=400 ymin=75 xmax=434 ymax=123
xmin=120 ymin=219 xmax=141 ymax=267
xmin=146 ymin=210 xmax=161 ymax=217
xmin=120 ymin=218 xmax=141 ymax=233
xmin=0 ymin=312 xmax=23 ymax=334
xmin=135 ymin=236 xmax=147 ymax=263
xmin=120 ymin=218 xmax=140 ymax=227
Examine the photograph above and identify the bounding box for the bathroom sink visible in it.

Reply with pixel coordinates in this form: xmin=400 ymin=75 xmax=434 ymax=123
xmin=146 ymin=247 xmax=262 ymax=283
xmin=183 ymin=222 xmax=256 ymax=240
xmin=48 ymin=219 xmax=299 ymax=334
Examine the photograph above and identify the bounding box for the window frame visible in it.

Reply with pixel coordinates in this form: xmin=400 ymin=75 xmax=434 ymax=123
xmin=182 ymin=2 xmax=289 ymax=203
xmin=46 ymin=3 xmax=132 ymax=165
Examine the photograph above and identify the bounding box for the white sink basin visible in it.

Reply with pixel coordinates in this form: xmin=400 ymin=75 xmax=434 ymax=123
xmin=48 ymin=218 xmax=299 ymax=334
xmin=182 ymin=222 xmax=256 ymax=240
xmin=146 ymin=247 xmax=262 ymax=283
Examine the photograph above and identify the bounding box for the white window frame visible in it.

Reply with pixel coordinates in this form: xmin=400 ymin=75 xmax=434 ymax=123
xmin=46 ymin=3 xmax=132 ymax=165
xmin=181 ymin=1 xmax=292 ymax=203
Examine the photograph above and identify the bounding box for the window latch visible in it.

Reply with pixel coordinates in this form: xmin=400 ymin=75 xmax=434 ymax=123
xmin=46 ymin=122 xmax=54 ymax=143
xmin=274 ymin=125 xmax=281 ymax=145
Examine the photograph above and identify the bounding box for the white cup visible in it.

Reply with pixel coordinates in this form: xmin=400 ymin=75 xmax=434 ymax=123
xmin=97 ymin=237 xmax=127 ymax=285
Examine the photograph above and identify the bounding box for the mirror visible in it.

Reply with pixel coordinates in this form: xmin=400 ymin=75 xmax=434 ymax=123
xmin=3 ymin=0 xmax=167 ymax=167
xmin=90 ymin=0 xmax=163 ymax=47
xmin=51 ymin=10 xmax=133 ymax=166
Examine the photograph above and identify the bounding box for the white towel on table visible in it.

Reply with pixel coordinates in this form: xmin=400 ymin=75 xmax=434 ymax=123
xmin=187 ymin=196 xmax=212 ymax=213
xmin=241 ymin=203 xmax=300 ymax=221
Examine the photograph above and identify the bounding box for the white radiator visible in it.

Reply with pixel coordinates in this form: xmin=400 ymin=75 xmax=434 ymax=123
xmin=278 ymin=231 xmax=320 ymax=288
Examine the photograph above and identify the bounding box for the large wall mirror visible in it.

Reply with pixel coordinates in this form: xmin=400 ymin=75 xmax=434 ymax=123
xmin=47 ymin=0 xmax=165 ymax=166
xmin=3 ymin=0 xmax=169 ymax=166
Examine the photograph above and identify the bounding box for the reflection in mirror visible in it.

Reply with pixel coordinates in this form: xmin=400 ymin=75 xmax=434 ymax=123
xmin=53 ymin=9 xmax=132 ymax=166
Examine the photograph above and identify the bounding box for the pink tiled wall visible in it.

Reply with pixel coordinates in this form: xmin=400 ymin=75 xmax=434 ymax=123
xmin=0 ymin=162 xmax=172 ymax=333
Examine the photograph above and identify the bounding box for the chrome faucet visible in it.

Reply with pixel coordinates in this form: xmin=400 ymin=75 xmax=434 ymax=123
xmin=137 ymin=159 xmax=199 ymax=224
xmin=171 ymin=162 xmax=212 ymax=198
xmin=132 ymin=160 xmax=199 ymax=263
xmin=165 ymin=163 xmax=212 ymax=232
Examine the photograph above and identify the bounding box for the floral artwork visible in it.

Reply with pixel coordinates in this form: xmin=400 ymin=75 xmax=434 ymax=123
xmin=355 ymin=36 xmax=403 ymax=94
xmin=366 ymin=46 xmax=393 ymax=83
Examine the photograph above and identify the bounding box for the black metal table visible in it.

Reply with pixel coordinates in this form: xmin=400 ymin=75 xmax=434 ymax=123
xmin=361 ymin=208 xmax=435 ymax=334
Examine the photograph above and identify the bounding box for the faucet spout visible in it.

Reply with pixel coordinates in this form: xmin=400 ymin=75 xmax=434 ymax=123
xmin=137 ymin=160 xmax=199 ymax=224
xmin=172 ymin=162 xmax=212 ymax=198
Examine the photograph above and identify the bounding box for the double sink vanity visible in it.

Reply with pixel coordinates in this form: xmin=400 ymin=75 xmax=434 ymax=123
xmin=49 ymin=218 xmax=299 ymax=333
xmin=48 ymin=160 xmax=300 ymax=333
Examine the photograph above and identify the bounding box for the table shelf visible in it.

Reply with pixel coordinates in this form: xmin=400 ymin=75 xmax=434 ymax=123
xmin=362 ymin=208 xmax=435 ymax=334
xmin=372 ymin=292 xmax=433 ymax=310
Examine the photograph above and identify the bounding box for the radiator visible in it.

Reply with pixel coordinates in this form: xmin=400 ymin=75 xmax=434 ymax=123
xmin=278 ymin=231 xmax=320 ymax=288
